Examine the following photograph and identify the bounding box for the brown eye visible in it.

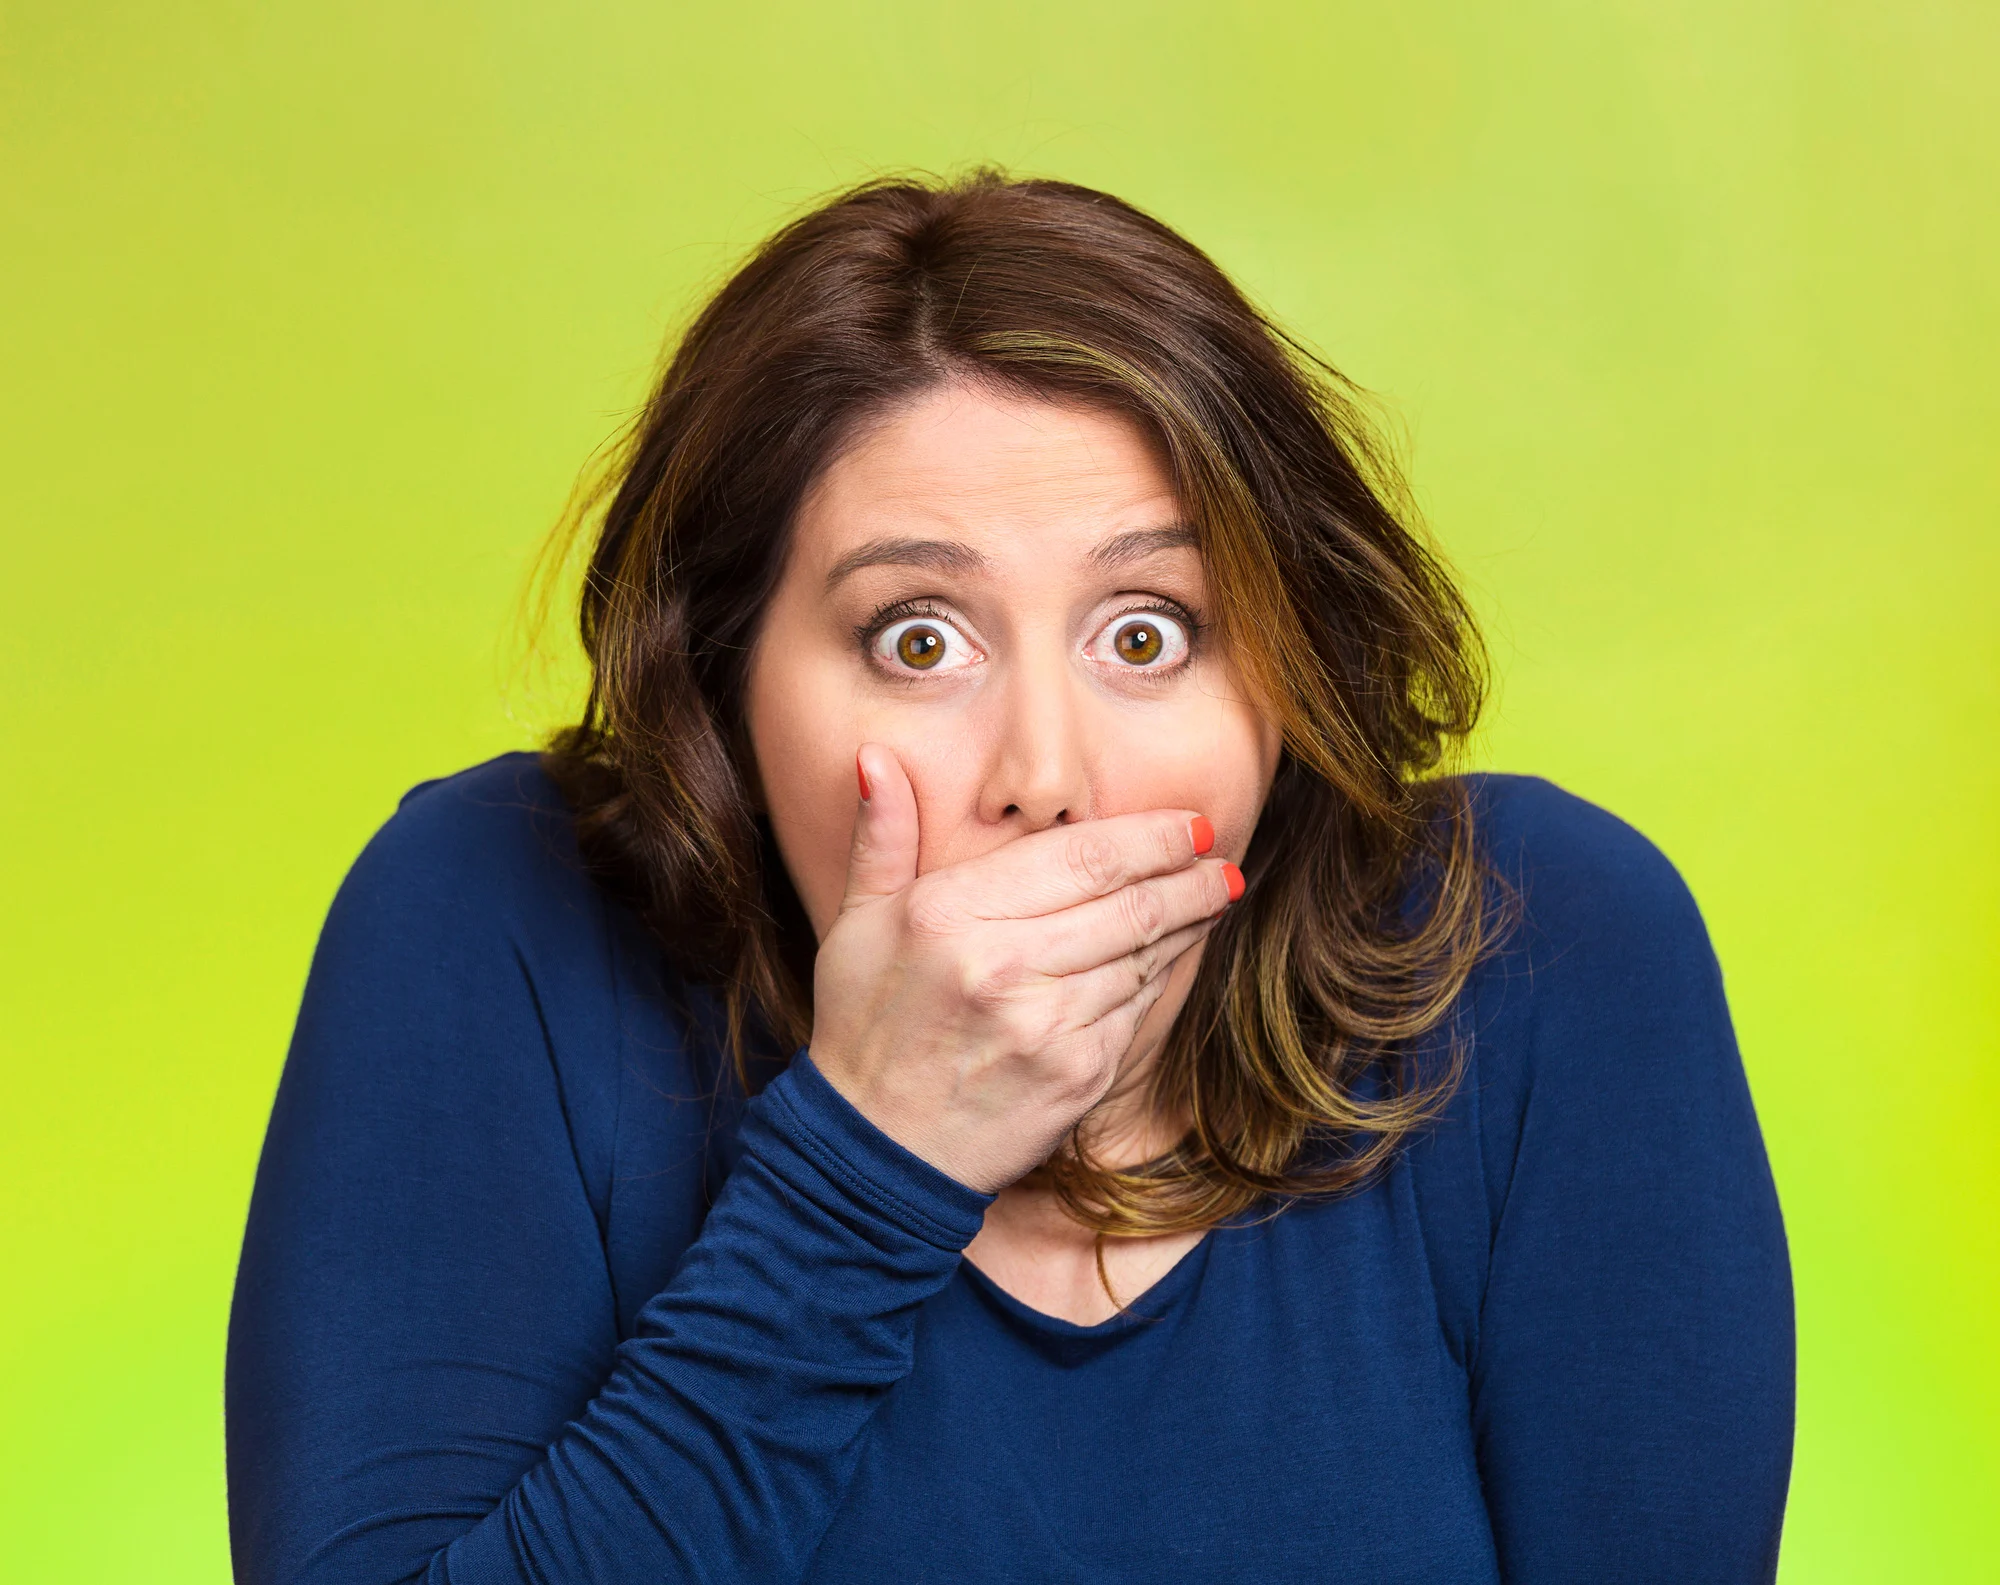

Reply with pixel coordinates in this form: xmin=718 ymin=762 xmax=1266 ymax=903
xmin=895 ymin=623 xmax=945 ymax=669
xmin=872 ymin=614 xmax=976 ymax=675
xmin=1114 ymin=619 xmax=1164 ymax=665
xmin=1085 ymin=609 xmax=1192 ymax=673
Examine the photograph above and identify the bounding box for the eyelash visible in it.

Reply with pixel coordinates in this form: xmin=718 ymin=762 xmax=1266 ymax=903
xmin=853 ymin=597 xmax=953 ymax=649
xmin=854 ymin=596 xmax=1207 ymax=674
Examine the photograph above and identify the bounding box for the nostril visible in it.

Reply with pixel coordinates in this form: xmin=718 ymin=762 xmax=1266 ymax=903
xmin=1001 ymin=805 xmax=1073 ymax=824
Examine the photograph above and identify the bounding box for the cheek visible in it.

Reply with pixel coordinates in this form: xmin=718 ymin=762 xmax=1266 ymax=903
xmin=1090 ymin=692 xmax=1279 ymax=858
xmin=745 ymin=655 xmax=996 ymax=936
xmin=745 ymin=644 xmax=865 ymax=939
xmin=881 ymin=734 xmax=992 ymax=877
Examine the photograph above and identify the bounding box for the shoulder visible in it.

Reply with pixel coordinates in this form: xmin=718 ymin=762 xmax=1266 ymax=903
xmin=318 ymin=751 xmax=676 ymax=1084
xmin=321 ymin=751 xmax=664 ymax=1011
xmin=1445 ymin=771 xmax=1742 ymax=1148
xmin=340 ymin=751 xmax=593 ymax=932
xmin=1459 ymin=771 xmax=1712 ymax=977
xmin=1402 ymin=777 xmax=1768 ymax=1346
xmin=307 ymin=751 xmax=634 ymax=1048
xmin=304 ymin=751 xmax=652 ymax=1109
xmin=1465 ymin=770 xmax=1700 ymax=919
xmin=295 ymin=755 xmax=703 ymax=1261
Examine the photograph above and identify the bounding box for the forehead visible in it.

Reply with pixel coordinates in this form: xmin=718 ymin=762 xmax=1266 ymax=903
xmin=794 ymin=382 xmax=1182 ymax=564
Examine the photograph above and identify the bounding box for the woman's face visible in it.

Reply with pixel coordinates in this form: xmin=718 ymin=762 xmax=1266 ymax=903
xmin=744 ymin=381 xmax=1282 ymax=1057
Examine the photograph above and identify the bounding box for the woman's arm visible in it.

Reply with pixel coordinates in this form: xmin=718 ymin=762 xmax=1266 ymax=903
xmin=1467 ymin=782 xmax=1795 ymax=1583
xmin=226 ymin=774 xmax=991 ymax=1585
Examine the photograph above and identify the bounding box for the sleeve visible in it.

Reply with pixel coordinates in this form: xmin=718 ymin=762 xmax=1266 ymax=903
xmin=226 ymin=794 xmax=991 ymax=1585
xmin=1468 ymin=787 xmax=1794 ymax=1584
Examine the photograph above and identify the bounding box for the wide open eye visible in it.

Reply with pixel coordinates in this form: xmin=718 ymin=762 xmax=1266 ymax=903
xmin=1086 ymin=611 xmax=1192 ymax=672
xmin=873 ymin=616 xmax=976 ymax=675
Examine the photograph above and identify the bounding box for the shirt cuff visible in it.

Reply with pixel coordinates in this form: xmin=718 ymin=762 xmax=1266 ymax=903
xmin=754 ymin=1051 xmax=994 ymax=1251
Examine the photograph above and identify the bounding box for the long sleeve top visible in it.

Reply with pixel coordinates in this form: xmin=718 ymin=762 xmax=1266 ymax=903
xmin=225 ymin=754 xmax=1793 ymax=1584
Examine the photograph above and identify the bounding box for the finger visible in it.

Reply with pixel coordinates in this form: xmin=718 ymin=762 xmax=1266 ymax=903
xmin=1023 ymin=859 xmax=1241 ymax=977
xmin=1069 ymin=940 xmax=1189 ymax=1075
xmin=954 ymin=808 xmax=1219 ymax=922
xmin=1055 ymin=917 xmax=1215 ymax=1031
xmin=840 ymin=744 xmax=920 ymax=911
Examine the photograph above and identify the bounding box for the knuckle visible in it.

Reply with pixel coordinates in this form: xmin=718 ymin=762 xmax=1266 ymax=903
xmin=1066 ymin=830 xmax=1123 ymax=893
xmin=1045 ymin=1043 xmax=1104 ymax=1106
xmin=958 ymin=947 xmax=1023 ymax=1009
xmin=1051 ymin=988 xmax=1106 ymax=1049
xmin=1122 ymin=881 xmax=1168 ymax=939
xmin=1016 ymin=1001 xmax=1067 ymax=1054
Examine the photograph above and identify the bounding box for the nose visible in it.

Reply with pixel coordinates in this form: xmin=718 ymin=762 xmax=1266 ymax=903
xmin=977 ymin=654 xmax=1092 ymax=831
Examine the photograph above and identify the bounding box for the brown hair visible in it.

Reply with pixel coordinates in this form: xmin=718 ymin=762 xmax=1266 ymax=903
xmin=543 ymin=170 xmax=1497 ymax=1237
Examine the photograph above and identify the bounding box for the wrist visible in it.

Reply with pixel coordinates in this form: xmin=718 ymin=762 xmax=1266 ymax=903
xmin=804 ymin=1048 xmax=1046 ymax=1195
xmin=768 ymin=1052 xmax=996 ymax=1238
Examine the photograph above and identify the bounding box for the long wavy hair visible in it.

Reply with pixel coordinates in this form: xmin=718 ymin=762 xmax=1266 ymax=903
xmin=543 ymin=170 xmax=1499 ymax=1238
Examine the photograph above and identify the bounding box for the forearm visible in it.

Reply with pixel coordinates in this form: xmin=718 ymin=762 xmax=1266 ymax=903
xmin=424 ymin=1055 xmax=979 ymax=1582
xmin=236 ymin=1050 xmax=986 ymax=1585
xmin=420 ymin=1054 xmax=987 ymax=1585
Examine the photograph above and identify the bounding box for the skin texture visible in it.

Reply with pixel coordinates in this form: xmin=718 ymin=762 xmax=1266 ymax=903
xmin=743 ymin=382 xmax=1282 ymax=1323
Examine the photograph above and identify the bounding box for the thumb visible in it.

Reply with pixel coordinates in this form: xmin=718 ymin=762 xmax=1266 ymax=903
xmin=841 ymin=743 xmax=920 ymax=910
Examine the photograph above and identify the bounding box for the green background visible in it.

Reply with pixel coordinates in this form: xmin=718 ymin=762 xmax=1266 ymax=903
xmin=3 ymin=2 xmax=1994 ymax=1579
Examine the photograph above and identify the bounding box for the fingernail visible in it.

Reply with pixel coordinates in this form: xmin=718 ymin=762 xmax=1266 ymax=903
xmin=1221 ymin=861 xmax=1245 ymax=902
xmin=1189 ymin=815 xmax=1215 ymax=855
xmin=857 ymin=754 xmax=872 ymax=802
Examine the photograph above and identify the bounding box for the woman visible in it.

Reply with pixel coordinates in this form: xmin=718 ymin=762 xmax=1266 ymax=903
xmin=227 ymin=172 xmax=1793 ymax=1583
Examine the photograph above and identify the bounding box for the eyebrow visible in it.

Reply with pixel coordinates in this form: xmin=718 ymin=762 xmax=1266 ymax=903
xmin=1087 ymin=523 xmax=1201 ymax=569
xmin=821 ymin=522 xmax=1200 ymax=591
xmin=824 ymin=536 xmax=989 ymax=590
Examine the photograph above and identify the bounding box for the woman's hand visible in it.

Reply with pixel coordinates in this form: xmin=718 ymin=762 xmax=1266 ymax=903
xmin=806 ymin=744 xmax=1242 ymax=1193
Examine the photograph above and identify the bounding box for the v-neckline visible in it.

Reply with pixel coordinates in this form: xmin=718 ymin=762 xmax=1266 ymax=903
xmin=956 ymin=1227 xmax=1218 ymax=1338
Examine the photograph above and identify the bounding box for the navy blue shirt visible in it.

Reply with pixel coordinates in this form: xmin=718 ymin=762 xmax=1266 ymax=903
xmin=226 ymin=755 xmax=1793 ymax=1583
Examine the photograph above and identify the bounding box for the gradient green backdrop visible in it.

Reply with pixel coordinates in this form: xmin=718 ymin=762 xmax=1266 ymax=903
xmin=4 ymin=2 xmax=1994 ymax=1580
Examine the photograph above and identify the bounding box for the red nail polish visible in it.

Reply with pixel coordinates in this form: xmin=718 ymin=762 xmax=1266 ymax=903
xmin=1190 ymin=815 xmax=1215 ymax=856
xmin=1222 ymin=861 xmax=1245 ymax=902
xmin=857 ymin=755 xmax=872 ymax=801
